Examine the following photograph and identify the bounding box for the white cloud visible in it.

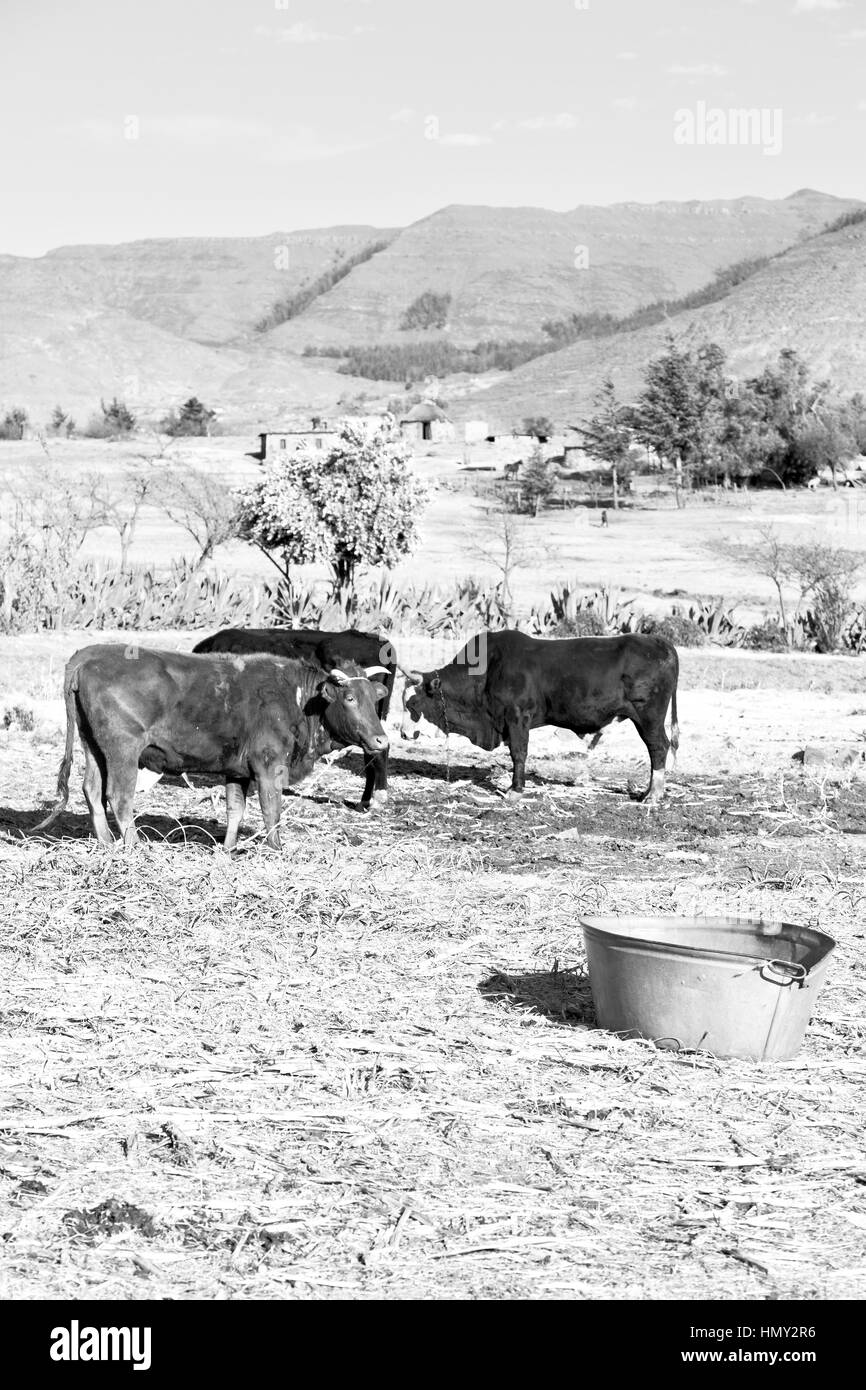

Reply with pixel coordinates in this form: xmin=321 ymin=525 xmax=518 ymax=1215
xmin=438 ymin=132 xmax=493 ymax=146
xmin=517 ymin=112 xmax=579 ymax=130
xmin=616 ymin=51 xmax=638 ymax=60
xmin=611 ymin=97 xmax=638 ymax=111
xmin=70 ymin=114 xmax=370 ymax=163
xmin=668 ymin=63 xmax=728 ymax=76
xmin=255 ymin=20 xmax=372 ymax=45
xmin=274 ymin=22 xmax=339 ymax=43
xmin=793 ymin=0 xmax=849 ymax=10
xmin=389 ymin=107 xmax=416 ymax=124
xmin=841 ymin=26 xmax=866 ymax=37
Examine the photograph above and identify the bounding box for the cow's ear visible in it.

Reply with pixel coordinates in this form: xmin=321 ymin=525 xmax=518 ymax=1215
xmin=319 ymin=679 xmax=338 ymax=703
xmin=368 ymin=681 xmax=388 ymax=700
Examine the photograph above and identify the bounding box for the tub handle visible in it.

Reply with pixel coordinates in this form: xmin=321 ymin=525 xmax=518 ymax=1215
xmin=761 ymin=959 xmax=808 ymax=988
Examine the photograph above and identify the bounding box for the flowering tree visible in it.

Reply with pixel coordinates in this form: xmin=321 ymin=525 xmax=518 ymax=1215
xmin=237 ymin=420 xmax=427 ymax=595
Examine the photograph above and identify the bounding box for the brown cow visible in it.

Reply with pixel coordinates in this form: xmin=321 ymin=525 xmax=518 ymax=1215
xmin=35 ymin=644 xmax=388 ymax=849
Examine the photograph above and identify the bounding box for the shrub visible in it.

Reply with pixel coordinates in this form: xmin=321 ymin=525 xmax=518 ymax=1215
xmin=742 ymin=619 xmax=789 ymax=651
xmin=686 ymin=597 xmax=746 ymax=646
xmin=399 ymin=291 xmax=451 ymax=331
xmin=639 ymin=613 xmax=707 ymax=647
xmin=83 ymin=397 xmax=136 ymax=438
xmin=550 ymin=610 xmax=607 ymax=638
xmin=2 ymin=704 xmax=35 ymax=732
xmin=160 ymin=397 xmax=216 ymax=437
xmin=0 ymin=407 xmax=28 ymax=440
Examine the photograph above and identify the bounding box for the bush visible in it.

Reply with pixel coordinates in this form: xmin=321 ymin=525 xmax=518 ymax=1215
xmin=83 ymin=397 xmax=136 ymax=438
xmin=550 ymin=610 xmax=607 ymax=638
xmin=2 ymin=704 xmax=35 ymax=732
xmin=742 ymin=619 xmax=789 ymax=651
xmin=639 ymin=613 xmax=707 ymax=647
xmin=0 ymin=407 xmax=28 ymax=440
xmin=399 ymin=291 xmax=451 ymax=331
xmin=160 ymin=397 xmax=215 ymax=437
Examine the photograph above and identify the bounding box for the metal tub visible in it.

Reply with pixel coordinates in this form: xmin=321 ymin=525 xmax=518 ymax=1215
xmin=579 ymin=915 xmax=836 ymax=1061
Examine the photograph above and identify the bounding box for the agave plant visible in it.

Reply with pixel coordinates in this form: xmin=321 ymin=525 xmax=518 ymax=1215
xmin=686 ymin=597 xmax=747 ymax=647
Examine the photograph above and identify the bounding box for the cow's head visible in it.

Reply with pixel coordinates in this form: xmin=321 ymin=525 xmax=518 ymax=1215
xmin=320 ymin=667 xmax=389 ymax=754
xmin=401 ymin=669 xmax=447 ymax=741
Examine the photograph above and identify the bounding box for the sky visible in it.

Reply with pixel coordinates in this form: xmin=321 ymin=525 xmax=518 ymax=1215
xmin=2 ymin=0 xmax=865 ymax=255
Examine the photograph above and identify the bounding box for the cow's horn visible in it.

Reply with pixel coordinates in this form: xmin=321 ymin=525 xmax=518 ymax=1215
xmin=328 ymin=668 xmax=350 ymax=685
xmin=404 ymin=669 xmax=423 ymax=685
xmin=364 ymin=665 xmax=390 ymax=678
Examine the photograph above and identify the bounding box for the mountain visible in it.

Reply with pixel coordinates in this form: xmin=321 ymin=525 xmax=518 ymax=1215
xmin=262 ymin=190 xmax=859 ymax=350
xmin=0 ymin=228 xmax=393 ymax=424
xmin=0 ymin=192 xmax=861 ymax=428
xmin=452 ymin=213 xmax=866 ymax=430
xmin=27 ymin=227 xmax=395 ymax=345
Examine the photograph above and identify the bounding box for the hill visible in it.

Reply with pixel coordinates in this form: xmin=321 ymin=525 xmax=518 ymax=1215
xmin=263 ymin=190 xmax=859 ymax=351
xmin=0 ymin=192 xmax=861 ymax=428
xmin=453 ymin=215 xmax=866 ymax=430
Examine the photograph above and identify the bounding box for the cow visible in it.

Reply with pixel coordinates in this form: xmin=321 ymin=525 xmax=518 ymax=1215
xmin=33 ymin=645 xmax=389 ymax=850
xmin=193 ymin=628 xmax=397 ymax=808
xmin=401 ymin=630 xmax=679 ymax=803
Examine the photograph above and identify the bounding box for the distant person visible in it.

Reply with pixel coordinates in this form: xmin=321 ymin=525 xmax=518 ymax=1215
xmin=600 ymin=509 xmax=608 ymax=529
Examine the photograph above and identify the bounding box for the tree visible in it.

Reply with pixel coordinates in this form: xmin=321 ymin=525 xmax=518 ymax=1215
xmin=399 ymin=291 xmax=451 ymax=331
xmin=48 ymin=406 xmax=75 ymax=437
xmin=631 ymin=336 xmax=706 ymax=506
xmin=152 ymin=464 xmax=239 ymax=566
xmin=721 ymin=524 xmax=793 ymax=631
xmin=5 ymin=465 xmax=108 ymax=559
xmin=469 ymin=507 xmax=535 ymax=620
xmin=0 ymin=406 xmax=29 ymax=440
xmin=91 ymin=465 xmax=155 ymax=571
xmin=571 ymin=378 xmax=632 ymax=508
xmin=237 ymin=420 xmax=427 ymax=596
xmin=518 ymin=444 xmax=555 ymax=516
xmin=161 ymin=397 xmax=216 ymax=437
xmin=786 ymin=419 xmax=852 ymax=489
xmin=100 ymin=397 xmax=136 ymax=436
xmin=717 ymin=385 xmax=782 ymax=486
xmin=520 ymin=416 xmax=554 ymax=441
xmin=788 ymin=539 xmax=863 ymax=651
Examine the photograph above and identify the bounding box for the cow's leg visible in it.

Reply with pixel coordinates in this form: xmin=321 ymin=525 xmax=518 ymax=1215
xmin=105 ymin=753 xmax=140 ymax=847
xmin=256 ymin=765 xmax=284 ymax=849
xmin=82 ymin=739 xmax=114 ymax=845
xmin=361 ymin=749 xmax=388 ymax=810
xmin=504 ymin=708 xmax=532 ymax=797
xmin=224 ymin=776 xmax=249 ymax=852
xmin=631 ymin=716 xmax=669 ymax=805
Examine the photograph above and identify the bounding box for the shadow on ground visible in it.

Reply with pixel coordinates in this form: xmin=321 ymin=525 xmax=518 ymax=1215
xmin=478 ymin=967 xmax=596 ymax=1028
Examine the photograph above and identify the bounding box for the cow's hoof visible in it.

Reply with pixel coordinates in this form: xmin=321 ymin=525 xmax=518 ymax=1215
xmin=502 ymin=788 xmax=525 ymax=802
xmin=362 ymin=792 xmax=389 ymax=812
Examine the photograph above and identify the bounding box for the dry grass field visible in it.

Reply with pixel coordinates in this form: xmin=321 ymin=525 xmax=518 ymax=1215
xmin=3 ymin=436 xmax=866 ymax=611
xmin=1 ymin=633 xmax=865 ymax=1300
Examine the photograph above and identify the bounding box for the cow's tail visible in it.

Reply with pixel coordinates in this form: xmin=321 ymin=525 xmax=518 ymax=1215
xmin=32 ymin=663 xmax=79 ymax=833
xmin=668 ymin=652 xmax=680 ymax=770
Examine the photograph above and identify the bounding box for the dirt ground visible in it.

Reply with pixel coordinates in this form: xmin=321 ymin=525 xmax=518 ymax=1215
xmin=0 ymin=635 xmax=864 ymax=1300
